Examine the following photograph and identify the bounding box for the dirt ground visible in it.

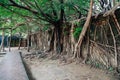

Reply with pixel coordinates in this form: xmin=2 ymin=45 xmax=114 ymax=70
xmin=24 ymin=57 xmax=119 ymax=80
xmin=21 ymin=48 xmax=119 ymax=80
xmin=2 ymin=47 xmax=120 ymax=80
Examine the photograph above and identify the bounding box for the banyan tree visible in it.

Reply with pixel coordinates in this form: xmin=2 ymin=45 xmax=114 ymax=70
xmin=29 ymin=1 xmax=120 ymax=72
xmin=1 ymin=0 xmax=120 ymax=72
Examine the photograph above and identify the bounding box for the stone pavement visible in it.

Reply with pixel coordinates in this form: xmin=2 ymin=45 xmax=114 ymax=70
xmin=0 ymin=51 xmax=29 ymax=80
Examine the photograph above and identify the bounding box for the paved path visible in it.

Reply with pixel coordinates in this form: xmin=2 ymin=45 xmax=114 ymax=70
xmin=0 ymin=52 xmax=29 ymax=80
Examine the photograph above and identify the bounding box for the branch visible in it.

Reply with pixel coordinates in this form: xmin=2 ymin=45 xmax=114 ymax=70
xmin=73 ymin=0 xmax=93 ymax=58
xmin=103 ymin=2 xmax=120 ymax=17
xmin=19 ymin=0 xmax=32 ymax=9
xmin=0 ymin=28 xmax=12 ymax=30
xmin=0 ymin=5 xmax=34 ymax=19
xmin=90 ymin=40 xmax=114 ymax=49
xmin=9 ymin=0 xmax=38 ymax=14
xmin=0 ymin=2 xmax=53 ymax=23
xmin=0 ymin=0 xmax=59 ymax=24
xmin=73 ymin=5 xmax=82 ymax=18
xmin=32 ymin=0 xmax=55 ymax=24
xmin=77 ymin=0 xmax=93 ymax=47
xmin=69 ymin=17 xmax=86 ymax=24
xmin=12 ymin=21 xmax=30 ymax=30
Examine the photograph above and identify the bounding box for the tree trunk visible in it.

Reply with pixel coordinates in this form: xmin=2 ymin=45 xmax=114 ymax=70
xmin=18 ymin=33 xmax=22 ymax=50
xmin=0 ymin=29 xmax=5 ymax=52
xmin=71 ymin=23 xmax=76 ymax=54
xmin=18 ymin=39 xmax=21 ymax=50
xmin=54 ymin=25 xmax=62 ymax=54
xmin=8 ymin=29 xmax=12 ymax=51
xmin=48 ymin=29 xmax=54 ymax=52
xmin=27 ymin=26 xmax=31 ymax=52
xmin=6 ymin=35 xmax=9 ymax=47
xmin=27 ymin=35 xmax=30 ymax=52
xmin=24 ymin=39 xmax=27 ymax=48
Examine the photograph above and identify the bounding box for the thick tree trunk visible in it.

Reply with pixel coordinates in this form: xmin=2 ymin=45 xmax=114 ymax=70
xmin=54 ymin=25 xmax=62 ymax=54
xmin=71 ymin=23 xmax=76 ymax=54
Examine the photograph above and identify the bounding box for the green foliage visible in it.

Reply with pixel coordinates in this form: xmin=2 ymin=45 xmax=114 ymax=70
xmin=108 ymin=67 xmax=114 ymax=71
xmin=42 ymin=26 xmax=50 ymax=31
xmin=73 ymin=27 xmax=82 ymax=39
xmin=0 ymin=0 xmax=90 ymax=22
xmin=64 ymin=0 xmax=90 ymax=21
xmin=0 ymin=0 xmax=90 ymax=37
xmin=0 ymin=7 xmax=13 ymax=18
xmin=73 ymin=20 xmax=85 ymax=39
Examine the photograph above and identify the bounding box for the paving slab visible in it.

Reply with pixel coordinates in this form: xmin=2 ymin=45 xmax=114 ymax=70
xmin=0 ymin=52 xmax=29 ymax=80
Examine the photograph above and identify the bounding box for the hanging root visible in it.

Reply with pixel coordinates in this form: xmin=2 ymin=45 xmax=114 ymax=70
xmin=108 ymin=21 xmax=118 ymax=72
xmin=73 ymin=0 xmax=93 ymax=59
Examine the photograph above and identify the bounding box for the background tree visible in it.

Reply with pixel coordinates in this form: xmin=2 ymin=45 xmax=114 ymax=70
xmin=0 ymin=0 xmax=90 ymax=54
